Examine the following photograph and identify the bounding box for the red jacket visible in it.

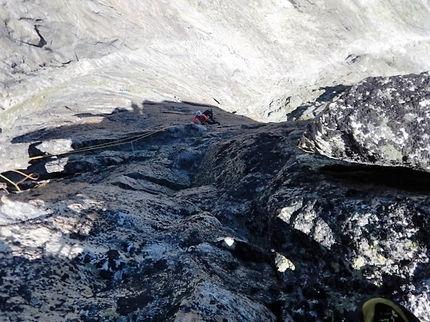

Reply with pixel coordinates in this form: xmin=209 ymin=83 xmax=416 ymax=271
xmin=193 ymin=114 xmax=208 ymax=125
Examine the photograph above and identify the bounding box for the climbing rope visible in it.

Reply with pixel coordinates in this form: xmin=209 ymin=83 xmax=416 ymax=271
xmin=0 ymin=126 xmax=170 ymax=193
xmin=0 ymin=170 xmax=39 ymax=193
xmin=28 ymin=128 xmax=162 ymax=161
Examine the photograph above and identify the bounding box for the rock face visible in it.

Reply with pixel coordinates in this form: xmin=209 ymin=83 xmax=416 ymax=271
xmin=300 ymin=71 xmax=430 ymax=172
xmin=1 ymin=101 xmax=430 ymax=321
xmin=0 ymin=106 xmax=286 ymax=321
xmin=2 ymin=1 xmax=430 ymax=321
xmin=2 ymin=0 xmax=430 ymax=124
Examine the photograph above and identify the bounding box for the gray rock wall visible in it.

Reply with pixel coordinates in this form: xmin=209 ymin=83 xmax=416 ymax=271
xmin=1 ymin=105 xmax=429 ymax=320
xmin=1 ymin=1 xmax=430 ymax=321
xmin=300 ymin=71 xmax=430 ymax=172
xmin=2 ymin=0 xmax=430 ymax=123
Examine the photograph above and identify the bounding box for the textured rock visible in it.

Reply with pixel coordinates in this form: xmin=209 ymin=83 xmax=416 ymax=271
xmin=1 ymin=103 xmax=429 ymax=321
xmin=300 ymin=71 xmax=430 ymax=171
xmin=0 ymin=105 xmax=284 ymax=321
xmin=2 ymin=0 xmax=430 ymax=126
xmin=264 ymin=160 xmax=430 ymax=321
xmin=1 ymin=0 xmax=430 ymax=321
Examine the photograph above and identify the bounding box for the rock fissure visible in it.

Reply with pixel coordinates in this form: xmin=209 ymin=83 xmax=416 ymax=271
xmin=320 ymin=163 xmax=430 ymax=194
xmin=24 ymin=25 xmax=47 ymax=48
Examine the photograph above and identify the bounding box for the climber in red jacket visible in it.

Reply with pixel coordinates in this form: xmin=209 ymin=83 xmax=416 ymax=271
xmin=193 ymin=110 xmax=209 ymax=125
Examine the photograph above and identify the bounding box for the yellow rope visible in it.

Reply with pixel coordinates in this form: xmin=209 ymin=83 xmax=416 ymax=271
xmin=28 ymin=128 xmax=161 ymax=161
xmin=1 ymin=126 xmax=169 ymax=192
xmin=0 ymin=170 xmax=40 ymax=192
xmin=12 ymin=169 xmax=39 ymax=185
xmin=0 ymin=173 xmax=22 ymax=192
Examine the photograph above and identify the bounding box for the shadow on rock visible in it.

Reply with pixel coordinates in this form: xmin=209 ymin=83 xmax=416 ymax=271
xmin=3 ymin=99 xmax=259 ymax=192
xmin=319 ymin=163 xmax=430 ymax=195
xmin=0 ymin=99 xmax=288 ymax=321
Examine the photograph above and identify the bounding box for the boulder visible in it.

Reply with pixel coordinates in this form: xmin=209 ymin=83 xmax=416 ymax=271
xmin=300 ymin=71 xmax=430 ymax=171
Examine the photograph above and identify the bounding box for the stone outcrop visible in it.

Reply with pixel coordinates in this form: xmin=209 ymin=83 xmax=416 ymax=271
xmin=300 ymin=71 xmax=430 ymax=172
xmin=1 ymin=101 xmax=430 ymax=321
xmin=0 ymin=103 xmax=285 ymax=321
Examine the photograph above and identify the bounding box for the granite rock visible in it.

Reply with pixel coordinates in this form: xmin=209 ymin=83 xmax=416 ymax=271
xmin=1 ymin=0 xmax=430 ymax=321
xmin=2 ymin=0 xmax=430 ymax=125
xmin=1 ymin=105 xmax=429 ymax=321
xmin=300 ymin=71 xmax=430 ymax=172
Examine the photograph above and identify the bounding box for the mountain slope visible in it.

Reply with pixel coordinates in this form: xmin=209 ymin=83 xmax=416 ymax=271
xmin=1 ymin=0 xmax=430 ymax=126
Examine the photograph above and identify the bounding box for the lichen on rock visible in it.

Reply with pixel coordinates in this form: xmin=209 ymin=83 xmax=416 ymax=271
xmin=300 ymin=71 xmax=430 ymax=172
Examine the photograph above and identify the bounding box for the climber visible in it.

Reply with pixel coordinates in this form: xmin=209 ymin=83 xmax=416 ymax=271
xmin=193 ymin=110 xmax=209 ymax=125
xmin=203 ymin=109 xmax=220 ymax=125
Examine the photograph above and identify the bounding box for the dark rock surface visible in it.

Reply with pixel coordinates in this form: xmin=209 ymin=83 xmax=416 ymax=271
xmin=2 ymin=1 xmax=430 ymax=321
xmin=300 ymin=71 xmax=430 ymax=172
xmin=1 ymin=100 xmax=429 ymax=321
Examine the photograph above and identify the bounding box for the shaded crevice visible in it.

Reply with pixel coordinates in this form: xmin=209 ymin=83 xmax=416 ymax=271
xmin=320 ymin=163 xmax=430 ymax=194
xmin=35 ymin=25 xmax=47 ymax=47
xmin=265 ymin=300 xmax=284 ymax=322
xmin=20 ymin=25 xmax=47 ymax=48
xmin=126 ymin=172 xmax=190 ymax=191
xmin=111 ymin=182 xmax=160 ymax=194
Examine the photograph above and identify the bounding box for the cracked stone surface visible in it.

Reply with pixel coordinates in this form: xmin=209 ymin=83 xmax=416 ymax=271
xmin=2 ymin=0 xmax=430 ymax=124
xmin=0 ymin=106 xmax=429 ymax=321
xmin=300 ymin=71 xmax=430 ymax=172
